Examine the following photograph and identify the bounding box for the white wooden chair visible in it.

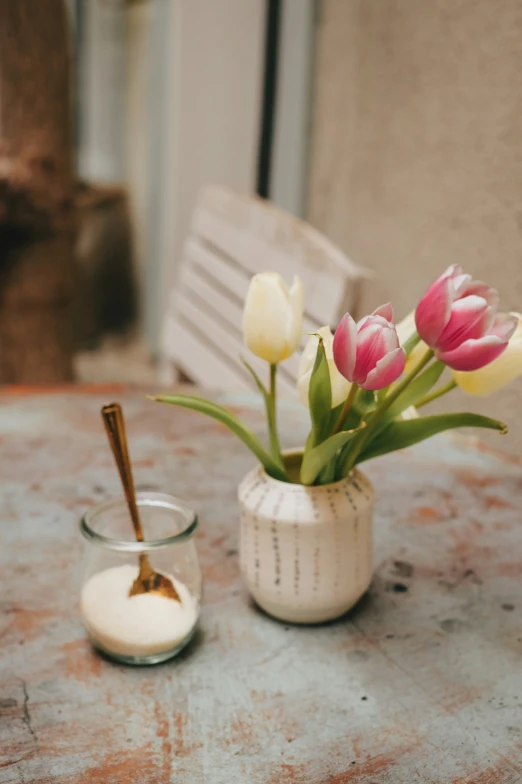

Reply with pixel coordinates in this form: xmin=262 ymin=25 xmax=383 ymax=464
xmin=159 ymin=185 xmax=371 ymax=396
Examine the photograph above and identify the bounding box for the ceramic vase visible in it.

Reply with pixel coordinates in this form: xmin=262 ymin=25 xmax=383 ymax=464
xmin=238 ymin=458 xmax=374 ymax=624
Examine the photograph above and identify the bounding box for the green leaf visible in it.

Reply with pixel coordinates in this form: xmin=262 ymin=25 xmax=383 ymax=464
xmin=386 ymin=360 xmax=446 ymax=420
xmin=357 ymin=412 xmax=507 ymax=464
xmin=330 ymin=392 xmax=373 ymax=480
xmin=327 ymin=401 xmax=363 ymax=433
xmin=308 ymin=339 xmax=332 ymax=448
xmin=368 ymin=361 xmax=447 ymax=443
xmin=301 ymin=427 xmax=363 ymax=485
xmin=240 ymin=356 xmax=269 ymax=404
xmin=152 ymin=393 xmax=290 ymax=482
xmin=328 ymin=402 xmax=344 ymax=431
xmin=317 ymin=461 xmax=337 ymax=485
xmin=354 ymin=388 xmax=378 ymax=415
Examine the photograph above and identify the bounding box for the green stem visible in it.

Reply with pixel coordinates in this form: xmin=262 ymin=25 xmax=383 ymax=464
xmin=382 ymin=348 xmax=435 ymax=412
xmin=416 ymin=379 xmax=457 ymax=408
xmin=268 ymin=363 xmax=284 ymax=468
xmin=331 ymin=383 xmax=358 ymax=435
xmin=403 ymin=331 xmax=421 ymax=356
xmin=341 ymin=347 xmax=435 ymax=474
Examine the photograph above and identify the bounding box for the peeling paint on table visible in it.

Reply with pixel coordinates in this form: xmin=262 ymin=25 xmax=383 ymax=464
xmin=0 ymin=387 xmax=522 ymax=783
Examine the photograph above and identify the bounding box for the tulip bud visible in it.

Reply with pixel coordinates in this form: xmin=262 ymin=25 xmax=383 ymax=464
xmin=333 ymin=304 xmax=406 ymax=391
xmin=297 ymin=327 xmax=351 ymax=408
xmin=452 ymin=313 xmax=522 ymax=395
xmin=243 ymin=272 xmax=303 ymax=364
xmin=415 ymin=265 xmax=517 ymax=371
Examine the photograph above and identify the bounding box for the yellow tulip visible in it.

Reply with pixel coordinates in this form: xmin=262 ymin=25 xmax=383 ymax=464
xmin=396 ymin=310 xmax=428 ymax=371
xmin=243 ymin=272 xmax=303 ymax=364
xmin=452 ymin=313 xmax=522 ymax=395
xmin=297 ymin=326 xmax=350 ymax=408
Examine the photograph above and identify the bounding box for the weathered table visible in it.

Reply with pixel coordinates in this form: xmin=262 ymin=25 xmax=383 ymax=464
xmin=1 ymin=386 xmax=522 ymax=784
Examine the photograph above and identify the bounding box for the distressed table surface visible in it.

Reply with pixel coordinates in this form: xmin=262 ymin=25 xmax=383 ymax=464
xmin=1 ymin=386 xmax=522 ymax=784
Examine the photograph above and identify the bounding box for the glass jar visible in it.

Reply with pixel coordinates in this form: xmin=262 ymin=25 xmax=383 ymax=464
xmin=80 ymin=492 xmax=202 ymax=665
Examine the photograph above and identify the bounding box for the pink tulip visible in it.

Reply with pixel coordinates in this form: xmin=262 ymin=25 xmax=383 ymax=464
xmin=333 ymin=304 xmax=406 ymax=390
xmin=415 ymin=265 xmax=517 ymax=371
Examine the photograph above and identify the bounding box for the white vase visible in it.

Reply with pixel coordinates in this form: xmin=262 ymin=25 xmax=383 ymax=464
xmin=238 ymin=458 xmax=374 ymax=624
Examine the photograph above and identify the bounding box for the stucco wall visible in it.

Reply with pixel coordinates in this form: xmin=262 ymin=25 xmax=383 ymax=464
xmin=308 ymin=0 xmax=522 ymax=455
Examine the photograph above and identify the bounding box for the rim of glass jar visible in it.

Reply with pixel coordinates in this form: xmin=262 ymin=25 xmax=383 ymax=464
xmin=80 ymin=491 xmax=198 ymax=552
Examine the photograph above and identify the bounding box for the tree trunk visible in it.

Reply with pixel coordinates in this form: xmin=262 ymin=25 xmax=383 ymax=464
xmin=0 ymin=0 xmax=75 ymax=382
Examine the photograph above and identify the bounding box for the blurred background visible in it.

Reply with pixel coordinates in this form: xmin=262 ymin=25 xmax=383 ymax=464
xmin=1 ymin=0 xmax=521 ymax=447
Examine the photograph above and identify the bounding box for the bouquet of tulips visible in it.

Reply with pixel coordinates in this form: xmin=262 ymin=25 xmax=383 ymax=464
xmin=155 ymin=265 xmax=521 ymax=486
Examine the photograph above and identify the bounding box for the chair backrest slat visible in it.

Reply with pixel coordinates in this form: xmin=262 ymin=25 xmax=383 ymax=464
xmin=161 ymin=185 xmax=368 ymax=396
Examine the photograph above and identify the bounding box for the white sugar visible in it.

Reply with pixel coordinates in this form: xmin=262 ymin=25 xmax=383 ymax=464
xmin=81 ymin=564 xmax=198 ymax=656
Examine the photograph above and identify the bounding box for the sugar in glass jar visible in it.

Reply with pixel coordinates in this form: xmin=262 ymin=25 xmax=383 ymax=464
xmin=80 ymin=492 xmax=202 ymax=665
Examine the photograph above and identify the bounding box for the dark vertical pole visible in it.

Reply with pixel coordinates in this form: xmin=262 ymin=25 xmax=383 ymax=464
xmin=256 ymin=0 xmax=282 ymax=199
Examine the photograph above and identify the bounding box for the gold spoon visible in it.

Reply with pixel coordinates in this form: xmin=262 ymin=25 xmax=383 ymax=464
xmin=101 ymin=402 xmax=180 ymax=602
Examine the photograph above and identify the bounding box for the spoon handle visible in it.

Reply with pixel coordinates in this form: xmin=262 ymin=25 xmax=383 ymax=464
xmin=101 ymin=402 xmax=144 ymax=543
